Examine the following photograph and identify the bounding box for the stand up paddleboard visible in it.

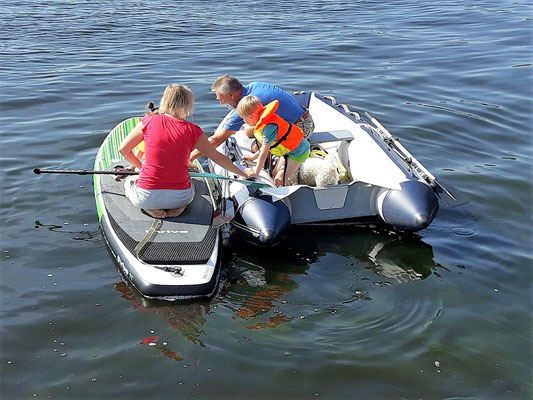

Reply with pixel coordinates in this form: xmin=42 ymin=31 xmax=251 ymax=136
xmin=93 ymin=118 xmax=224 ymax=300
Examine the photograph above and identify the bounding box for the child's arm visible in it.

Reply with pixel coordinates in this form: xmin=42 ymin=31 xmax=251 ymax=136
xmin=252 ymin=142 xmax=272 ymax=176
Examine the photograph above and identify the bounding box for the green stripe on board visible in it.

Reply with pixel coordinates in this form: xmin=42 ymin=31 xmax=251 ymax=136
xmin=95 ymin=117 xmax=141 ymax=170
xmin=93 ymin=117 xmax=141 ymax=219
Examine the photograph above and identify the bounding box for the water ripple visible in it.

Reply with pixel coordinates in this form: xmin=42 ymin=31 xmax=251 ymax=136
xmin=1 ymin=0 xmax=532 ymax=398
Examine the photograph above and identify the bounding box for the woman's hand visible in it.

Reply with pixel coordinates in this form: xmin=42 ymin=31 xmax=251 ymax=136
xmin=188 ymin=161 xmax=199 ymax=171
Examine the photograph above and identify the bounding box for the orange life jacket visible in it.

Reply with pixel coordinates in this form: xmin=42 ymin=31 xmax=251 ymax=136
xmin=253 ymin=100 xmax=304 ymax=157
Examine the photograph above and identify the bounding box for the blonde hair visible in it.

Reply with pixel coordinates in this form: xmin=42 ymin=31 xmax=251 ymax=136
xmin=237 ymin=95 xmax=263 ymax=117
xmin=159 ymin=84 xmax=194 ymax=119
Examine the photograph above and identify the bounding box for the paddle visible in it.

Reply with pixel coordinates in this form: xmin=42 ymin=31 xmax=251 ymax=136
xmin=33 ymin=168 xmax=271 ymax=188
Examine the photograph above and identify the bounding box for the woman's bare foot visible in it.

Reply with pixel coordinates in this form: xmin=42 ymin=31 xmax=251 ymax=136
xmin=165 ymin=207 xmax=185 ymax=218
xmin=145 ymin=209 xmax=167 ymax=218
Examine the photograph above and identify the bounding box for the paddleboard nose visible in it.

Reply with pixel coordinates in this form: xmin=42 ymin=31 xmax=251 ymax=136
xmin=377 ymin=180 xmax=439 ymax=232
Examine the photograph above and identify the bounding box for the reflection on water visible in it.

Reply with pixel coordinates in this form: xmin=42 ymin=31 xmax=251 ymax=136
xmin=2 ymin=0 xmax=531 ymax=396
xmin=114 ymin=280 xmax=209 ymax=359
xmin=34 ymin=220 xmax=98 ymax=241
xmin=113 ymin=225 xmax=445 ymax=338
xmin=364 ymin=231 xmax=446 ymax=282
xmin=231 ymin=224 xmax=443 ymax=283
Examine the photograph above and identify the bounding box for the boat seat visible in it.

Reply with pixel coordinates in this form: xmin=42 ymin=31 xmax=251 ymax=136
xmin=309 ymin=130 xmax=353 ymax=144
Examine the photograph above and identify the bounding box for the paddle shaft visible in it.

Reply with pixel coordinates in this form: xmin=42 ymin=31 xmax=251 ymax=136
xmin=33 ymin=168 xmax=138 ymax=176
xmin=33 ymin=168 xmax=271 ymax=188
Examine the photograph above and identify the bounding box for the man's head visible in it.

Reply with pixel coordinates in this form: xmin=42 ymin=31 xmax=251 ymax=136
xmin=237 ymin=95 xmax=264 ymax=126
xmin=212 ymin=75 xmax=243 ymax=109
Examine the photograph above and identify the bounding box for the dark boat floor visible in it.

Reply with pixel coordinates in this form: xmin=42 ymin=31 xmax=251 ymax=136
xmin=100 ymin=168 xmax=217 ymax=265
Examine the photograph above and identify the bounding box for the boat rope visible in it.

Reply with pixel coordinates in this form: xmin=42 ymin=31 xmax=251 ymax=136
xmin=298 ymin=92 xmax=440 ymax=188
xmin=134 ymin=218 xmax=163 ymax=258
xmin=323 ymin=95 xmax=361 ymax=119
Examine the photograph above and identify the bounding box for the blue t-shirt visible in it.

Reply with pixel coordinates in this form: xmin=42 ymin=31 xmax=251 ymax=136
xmin=224 ymin=82 xmax=305 ymax=131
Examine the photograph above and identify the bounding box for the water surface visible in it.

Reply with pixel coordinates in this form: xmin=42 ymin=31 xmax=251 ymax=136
xmin=1 ymin=0 xmax=532 ymax=398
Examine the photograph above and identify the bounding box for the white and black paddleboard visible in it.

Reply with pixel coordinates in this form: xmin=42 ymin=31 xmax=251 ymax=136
xmin=93 ymin=118 xmax=222 ymax=300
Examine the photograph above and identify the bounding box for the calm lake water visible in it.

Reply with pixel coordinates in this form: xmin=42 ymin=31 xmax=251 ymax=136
xmin=1 ymin=0 xmax=532 ymax=398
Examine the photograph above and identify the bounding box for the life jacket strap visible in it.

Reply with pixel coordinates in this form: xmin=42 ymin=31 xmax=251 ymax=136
xmin=270 ymin=124 xmax=292 ymax=150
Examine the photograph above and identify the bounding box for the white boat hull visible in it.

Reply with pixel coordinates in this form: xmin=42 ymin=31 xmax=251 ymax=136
xmin=209 ymin=92 xmax=465 ymax=246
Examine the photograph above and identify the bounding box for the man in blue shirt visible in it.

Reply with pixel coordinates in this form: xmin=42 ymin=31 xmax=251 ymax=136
xmin=190 ymin=76 xmax=314 ymax=161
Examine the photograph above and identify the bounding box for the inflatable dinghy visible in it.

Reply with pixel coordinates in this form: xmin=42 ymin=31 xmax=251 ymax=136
xmin=93 ymin=118 xmax=226 ymax=300
xmin=210 ymin=92 xmax=468 ymax=246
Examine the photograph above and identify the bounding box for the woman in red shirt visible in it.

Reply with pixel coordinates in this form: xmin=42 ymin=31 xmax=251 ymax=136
xmin=120 ymin=84 xmax=249 ymax=218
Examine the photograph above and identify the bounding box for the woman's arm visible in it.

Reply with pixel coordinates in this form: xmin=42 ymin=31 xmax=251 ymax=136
xmin=190 ymin=128 xmax=236 ymax=162
xmin=119 ymin=122 xmax=144 ymax=170
xmin=194 ymin=134 xmax=249 ymax=178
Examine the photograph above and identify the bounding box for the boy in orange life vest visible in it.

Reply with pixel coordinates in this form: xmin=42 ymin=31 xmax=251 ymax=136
xmin=238 ymin=95 xmax=310 ymax=187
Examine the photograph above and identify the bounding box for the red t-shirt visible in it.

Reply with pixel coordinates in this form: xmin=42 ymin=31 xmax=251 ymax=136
xmin=136 ymin=114 xmax=203 ymax=190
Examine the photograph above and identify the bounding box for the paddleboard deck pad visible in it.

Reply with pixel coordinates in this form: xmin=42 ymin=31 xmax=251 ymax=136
xmin=94 ymin=118 xmax=222 ymax=300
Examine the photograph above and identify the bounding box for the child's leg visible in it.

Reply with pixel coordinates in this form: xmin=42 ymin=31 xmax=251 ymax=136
xmin=250 ymin=140 xmax=260 ymax=154
xmin=283 ymin=159 xmax=303 ymax=186
xmin=274 ymin=159 xmax=302 ymax=186
xmin=272 ymin=156 xmax=284 ymax=176
xmin=272 ymin=156 xmax=285 ymax=185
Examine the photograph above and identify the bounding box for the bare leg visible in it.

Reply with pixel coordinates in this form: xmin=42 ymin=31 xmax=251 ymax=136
xmin=165 ymin=207 xmax=186 ymax=218
xmin=145 ymin=209 xmax=167 ymax=218
xmin=272 ymin=156 xmax=284 ymax=177
xmin=243 ymin=124 xmax=255 ymax=138
xmin=274 ymin=158 xmax=302 ymax=186
xmin=251 ymin=141 xmax=259 ymax=153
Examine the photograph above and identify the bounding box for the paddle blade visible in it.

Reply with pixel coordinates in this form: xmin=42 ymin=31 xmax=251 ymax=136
xmin=433 ymin=179 xmax=470 ymax=208
xmin=212 ymin=199 xmax=235 ymax=228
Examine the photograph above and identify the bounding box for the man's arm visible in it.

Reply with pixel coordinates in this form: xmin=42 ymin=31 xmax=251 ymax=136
xmin=189 ymin=128 xmax=236 ymax=161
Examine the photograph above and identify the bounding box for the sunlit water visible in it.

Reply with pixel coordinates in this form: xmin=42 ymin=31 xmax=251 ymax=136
xmin=1 ymin=1 xmax=532 ymax=399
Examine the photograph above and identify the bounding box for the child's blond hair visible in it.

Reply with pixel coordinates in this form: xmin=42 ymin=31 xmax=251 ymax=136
xmin=237 ymin=95 xmax=263 ymax=117
xmin=159 ymin=84 xmax=194 ymax=119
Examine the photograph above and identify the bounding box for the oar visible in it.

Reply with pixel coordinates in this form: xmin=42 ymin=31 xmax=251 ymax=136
xmin=33 ymin=168 xmax=271 ymax=188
